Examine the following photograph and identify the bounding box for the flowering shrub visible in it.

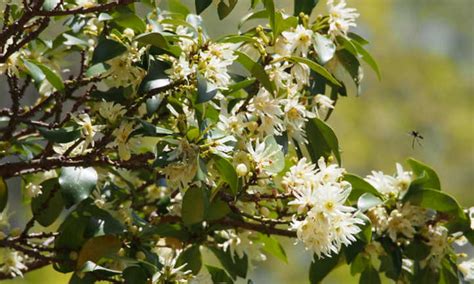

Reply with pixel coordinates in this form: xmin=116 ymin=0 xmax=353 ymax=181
xmin=0 ymin=0 xmax=472 ymax=283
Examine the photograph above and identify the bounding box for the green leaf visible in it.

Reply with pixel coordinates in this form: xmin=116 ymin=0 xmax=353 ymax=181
xmin=350 ymin=39 xmax=381 ymax=80
xmin=262 ymin=136 xmax=285 ymax=174
xmin=309 ymin=252 xmax=340 ymax=283
xmin=407 ymin=158 xmax=441 ymax=190
xmin=0 ymin=177 xmax=7 ymax=212
xmin=209 ymin=247 xmax=248 ymax=279
xmin=85 ymin=63 xmax=110 ymax=77
xmin=287 ymin=56 xmax=341 ymax=86
xmin=63 ymin=34 xmax=88 ymax=47
xmin=59 ymin=167 xmax=98 ymax=208
xmin=262 ymin=0 xmax=275 ymax=34
xmin=31 ymin=179 xmax=64 ymax=226
xmin=138 ymin=120 xmax=173 ymax=136
xmin=206 ymin=265 xmax=233 ymax=283
xmin=273 ymin=12 xmax=298 ymax=38
xmin=258 ymin=234 xmax=287 ymax=263
xmin=222 ymin=78 xmax=256 ymax=96
xmin=359 ymin=266 xmax=381 ymax=284
xmin=169 ymin=0 xmax=191 ymax=16
xmin=213 ymin=155 xmax=239 ymax=196
xmin=294 ymin=0 xmax=319 ymax=16
xmin=123 ymin=266 xmax=147 ymax=284
xmin=176 ymin=245 xmax=202 ymax=274
xmin=345 ymin=173 xmax=382 ymax=202
xmin=313 ymin=33 xmax=336 ymax=65
xmin=217 ymin=0 xmax=238 ymax=20
xmin=357 ymin=193 xmax=383 ymax=212
xmin=235 ymin=51 xmax=274 ymax=93
xmin=356 ymin=213 xmax=372 ymax=243
xmin=112 ymin=11 xmax=146 ymax=33
xmin=38 ymin=127 xmax=81 ymax=143
xmin=336 ymin=49 xmax=362 ymax=95
xmin=305 ymin=117 xmax=341 ymax=165
xmin=238 ymin=10 xmax=268 ymax=31
xmin=403 ymin=188 xmax=461 ymax=213
xmin=91 ymin=37 xmax=127 ymax=65
xmin=196 ymin=73 xmax=218 ymax=103
xmin=195 ymin=0 xmax=213 ymax=14
xmin=207 ymin=198 xmax=231 ymax=221
xmin=135 ymin=32 xmax=170 ymax=49
xmin=23 ymin=59 xmax=45 ymax=82
xmin=181 ymin=187 xmax=208 ymax=225
xmin=77 ymin=235 xmax=121 ymax=269
xmin=42 ymin=0 xmax=60 ymax=11
xmin=404 ymin=239 xmax=430 ymax=261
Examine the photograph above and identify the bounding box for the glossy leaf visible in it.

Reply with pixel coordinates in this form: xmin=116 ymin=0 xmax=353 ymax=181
xmin=235 ymin=51 xmax=274 ymax=93
xmin=181 ymin=186 xmax=208 ymax=225
xmin=309 ymin=252 xmax=340 ymax=283
xmin=135 ymin=32 xmax=170 ymax=49
xmin=206 ymin=265 xmax=233 ymax=283
xmin=294 ymin=0 xmax=319 ymax=16
xmin=305 ymin=117 xmax=341 ymax=165
xmin=345 ymin=173 xmax=382 ymax=202
xmin=407 ymin=158 xmax=441 ymax=190
xmin=77 ymin=235 xmax=121 ymax=269
xmin=209 ymin=247 xmax=248 ymax=279
xmin=259 ymin=234 xmax=287 ymax=263
xmin=359 ymin=266 xmax=381 ymax=284
xmin=213 ymin=155 xmax=239 ymax=195
xmin=217 ymin=0 xmax=238 ymax=20
xmin=287 ymin=56 xmax=341 ymax=86
xmin=38 ymin=127 xmax=81 ymax=144
xmin=0 ymin=177 xmax=7 ymax=212
xmin=176 ymin=245 xmax=202 ymax=274
xmin=91 ymin=37 xmax=127 ymax=64
xmin=31 ymin=179 xmax=64 ymax=226
xmin=357 ymin=193 xmax=383 ymax=212
xmin=195 ymin=0 xmax=213 ymax=14
xmin=196 ymin=73 xmax=218 ymax=103
xmin=59 ymin=167 xmax=98 ymax=208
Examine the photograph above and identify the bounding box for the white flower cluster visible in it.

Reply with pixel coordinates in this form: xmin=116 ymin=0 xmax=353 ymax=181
xmin=0 ymin=250 xmax=27 ymax=278
xmin=284 ymin=157 xmax=364 ymax=258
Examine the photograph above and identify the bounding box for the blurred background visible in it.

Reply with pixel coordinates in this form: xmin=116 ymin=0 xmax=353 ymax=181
xmin=4 ymin=0 xmax=473 ymax=283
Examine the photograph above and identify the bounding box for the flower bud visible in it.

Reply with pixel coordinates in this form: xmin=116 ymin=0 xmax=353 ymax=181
xmin=236 ymin=163 xmax=248 ymax=177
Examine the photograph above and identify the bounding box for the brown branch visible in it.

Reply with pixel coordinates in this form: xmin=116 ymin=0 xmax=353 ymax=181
xmin=0 ymin=152 xmax=154 ymax=179
xmin=35 ymin=0 xmax=135 ymax=17
xmin=0 ymin=259 xmax=52 ymax=280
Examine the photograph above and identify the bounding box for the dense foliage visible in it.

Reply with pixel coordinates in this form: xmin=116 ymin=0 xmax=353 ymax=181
xmin=0 ymin=0 xmax=472 ymax=283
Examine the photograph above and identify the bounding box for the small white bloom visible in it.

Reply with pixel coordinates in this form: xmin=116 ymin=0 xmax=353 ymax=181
xmin=327 ymin=0 xmax=359 ymax=37
xmin=24 ymin=182 xmax=42 ymax=198
xmin=313 ymin=94 xmax=335 ymax=118
xmin=459 ymin=259 xmax=474 ymax=281
xmin=0 ymin=250 xmax=27 ymax=278
xmin=98 ymin=101 xmax=126 ymax=124
xmin=282 ymin=25 xmax=314 ymax=56
xmin=108 ymin=121 xmax=137 ymax=161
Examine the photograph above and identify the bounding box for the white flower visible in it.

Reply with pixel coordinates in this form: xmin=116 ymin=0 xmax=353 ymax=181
xmin=422 ymin=225 xmax=449 ymax=268
xmin=218 ymin=230 xmax=266 ymax=263
xmin=265 ymin=62 xmax=291 ymax=90
xmin=246 ymin=138 xmax=282 ymax=174
xmin=283 ymin=158 xmax=317 ymax=193
xmin=248 ymin=89 xmax=284 ymax=136
xmin=282 ymin=25 xmax=314 ymax=56
xmin=152 ymin=247 xmax=191 ymax=283
xmin=24 ymin=182 xmax=42 ymax=198
xmin=198 ymin=42 xmax=236 ymax=88
xmin=366 ymin=205 xmax=389 ymax=234
xmin=217 ymin=113 xmax=246 ymax=137
xmin=394 ymin=163 xmax=412 ymax=193
xmin=313 ymin=94 xmax=335 ymax=118
xmin=72 ymin=113 xmax=102 ymax=152
xmin=98 ymin=101 xmax=126 ymax=124
xmin=0 ymin=250 xmax=27 ymax=278
xmin=458 ymin=259 xmax=474 ymax=281
xmin=108 ymin=121 xmax=136 ymax=161
xmin=167 ymin=55 xmax=194 ymax=81
xmin=290 ymin=63 xmax=310 ymax=89
xmin=365 ymin=170 xmax=397 ymax=197
xmin=327 ymin=0 xmax=359 ymax=37
xmin=386 ymin=203 xmax=427 ymax=241
xmin=314 ymin=156 xmax=345 ymax=184
xmin=105 ymin=43 xmax=146 ymax=88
